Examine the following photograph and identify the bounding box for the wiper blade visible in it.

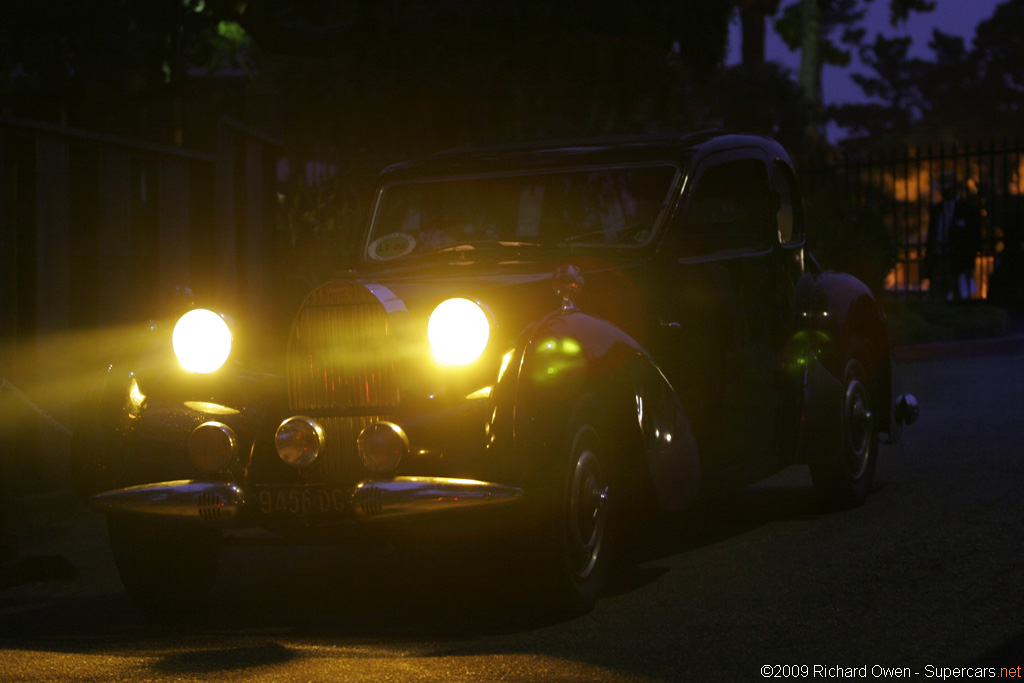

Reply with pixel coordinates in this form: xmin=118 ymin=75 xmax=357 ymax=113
xmin=369 ymin=239 xmax=548 ymax=265
xmin=431 ymin=240 xmax=547 ymax=260
xmin=438 ymin=240 xmax=544 ymax=252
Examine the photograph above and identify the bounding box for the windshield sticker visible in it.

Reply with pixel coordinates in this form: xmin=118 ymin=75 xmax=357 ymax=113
xmin=633 ymin=229 xmax=651 ymax=244
xmin=369 ymin=233 xmax=416 ymax=261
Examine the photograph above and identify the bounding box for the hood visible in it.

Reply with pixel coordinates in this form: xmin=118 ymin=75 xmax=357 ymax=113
xmin=350 ymin=253 xmax=650 ymax=345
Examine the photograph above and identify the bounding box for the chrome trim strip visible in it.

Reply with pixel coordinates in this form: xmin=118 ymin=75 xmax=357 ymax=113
xmin=92 ymin=480 xmax=245 ymax=525
xmin=350 ymin=476 xmax=523 ymax=520
xmin=92 ymin=476 xmax=523 ymax=525
xmin=363 ymin=282 xmax=408 ymax=314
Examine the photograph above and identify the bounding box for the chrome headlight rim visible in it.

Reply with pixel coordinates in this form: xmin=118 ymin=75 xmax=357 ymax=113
xmin=357 ymin=421 xmax=409 ymax=474
xmin=275 ymin=416 xmax=326 ymax=469
xmin=188 ymin=421 xmax=239 ymax=474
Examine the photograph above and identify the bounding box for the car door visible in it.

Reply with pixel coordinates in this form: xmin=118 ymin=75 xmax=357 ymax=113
xmin=650 ymin=150 xmax=790 ymax=483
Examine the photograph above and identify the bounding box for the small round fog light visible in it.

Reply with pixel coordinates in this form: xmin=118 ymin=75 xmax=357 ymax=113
xmin=276 ymin=416 xmax=325 ymax=468
xmin=357 ymin=421 xmax=409 ymax=474
xmin=188 ymin=421 xmax=238 ymax=473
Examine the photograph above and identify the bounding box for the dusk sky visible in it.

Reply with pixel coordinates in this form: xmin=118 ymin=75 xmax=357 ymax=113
xmin=727 ymin=0 xmax=1005 ymax=138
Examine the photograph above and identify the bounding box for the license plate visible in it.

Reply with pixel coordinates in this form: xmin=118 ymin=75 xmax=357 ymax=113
xmin=253 ymin=485 xmax=350 ymax=517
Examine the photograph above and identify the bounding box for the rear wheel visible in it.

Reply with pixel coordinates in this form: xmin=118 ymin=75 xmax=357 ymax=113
xmin=810 ymin=344 xmax=879 ymax=509
xmin=107 ymin=516 xmax=220 ymax=616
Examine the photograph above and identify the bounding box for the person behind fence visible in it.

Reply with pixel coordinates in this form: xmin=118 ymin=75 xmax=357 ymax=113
xmin=988 ymin=196 xmax=1024 ymax=310
xmin=923 ymin=172 xmax=981 ymax=301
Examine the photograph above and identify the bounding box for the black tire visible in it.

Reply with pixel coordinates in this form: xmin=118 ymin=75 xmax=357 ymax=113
xmin=107 ymin=516 xmax=221 ymax=616
xmin=534 ymin=397 xmax=618 ymax=615
xmin=810 ymin=342 xmax=879 ymax=509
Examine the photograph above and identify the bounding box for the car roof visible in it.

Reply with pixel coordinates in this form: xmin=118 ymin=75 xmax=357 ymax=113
xmin=376 ymin=132 xmax=790 ymax=182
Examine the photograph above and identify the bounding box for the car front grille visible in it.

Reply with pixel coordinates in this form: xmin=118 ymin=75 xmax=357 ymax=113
xmin=288 ymin=282 xmax=399 ymax=412
xmin=287 ymin=282 xmax=399 ymax=484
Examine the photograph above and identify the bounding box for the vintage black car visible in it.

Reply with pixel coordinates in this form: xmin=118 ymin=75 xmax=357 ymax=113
xmin=85 ymin=132 xmax=918 ymax=615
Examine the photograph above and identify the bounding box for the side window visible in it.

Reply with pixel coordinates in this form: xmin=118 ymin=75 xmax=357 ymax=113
xmin=682 ymin=158 xmax=771 ymax=255
xmin=772 ymin=162 xmax=803 ymax=244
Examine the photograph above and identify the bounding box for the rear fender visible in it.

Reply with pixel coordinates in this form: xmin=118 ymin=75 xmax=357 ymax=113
xmin=808 ymin=272 xmax=898 ymax=443
xmin=795 ymin=355 xmax=843 ymax=466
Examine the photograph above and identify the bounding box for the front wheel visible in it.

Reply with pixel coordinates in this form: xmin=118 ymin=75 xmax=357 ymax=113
xmin=107 ymin=516 xmax=221 ymax=616
xmin=535 ymin=398 xmax=618 ymax=615
xmin=810 ymin=347 xmax=879 ymax=509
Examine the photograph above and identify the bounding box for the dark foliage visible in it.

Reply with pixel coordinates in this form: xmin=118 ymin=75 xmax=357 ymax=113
xmin=4 ymin=0 xmax=1019 ymax=300
xmin=834 ymin=0 xmax=1024 ymax=148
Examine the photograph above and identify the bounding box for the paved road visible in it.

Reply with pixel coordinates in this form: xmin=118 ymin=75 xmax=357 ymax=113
xmin=1 ymin=350 xmax=1022 ymax=682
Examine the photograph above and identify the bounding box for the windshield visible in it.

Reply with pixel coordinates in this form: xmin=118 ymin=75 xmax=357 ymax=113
xmin=365 ymin=163 xmax=680 ymax=262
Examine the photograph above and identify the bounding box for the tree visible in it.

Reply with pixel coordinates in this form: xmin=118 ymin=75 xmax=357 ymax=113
xmin=701 ymin=62 xmax=810 ymax=150
xmin=774 ymin=0 xmax=934 ymax=141
xmin=737 ymin=0 xmax=783 ymax=65
xmin=969 ymin=0 xmax=1024 ymax=137
xmin=830 ymin=35 xmax=928 ymax=144
xmin=2 ymin=0 xmax=744 ymax=152
xmin=205 ymin=0 xmax=739 ymax=155
xmin=0 ymin=1 xmax=251 ymax=145
xmin=833 ymin=0 xmax=1024 ymax=145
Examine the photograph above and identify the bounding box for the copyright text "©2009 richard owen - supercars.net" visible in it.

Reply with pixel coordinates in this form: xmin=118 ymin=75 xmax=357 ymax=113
xmin=760 ymin=664 xmax=1022 ymax=679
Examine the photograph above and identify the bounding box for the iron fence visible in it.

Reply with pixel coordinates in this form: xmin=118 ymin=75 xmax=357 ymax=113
xmin=0 ymin=116 xmax=280 ymax=495
xmin=833 ymin=140 xmax=1024 ymax=301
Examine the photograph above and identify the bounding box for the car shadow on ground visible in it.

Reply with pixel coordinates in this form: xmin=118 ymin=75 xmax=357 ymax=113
xmin=607 ymin=477 xmax=825 ymax=596
xmin=0 ymin=475 xmax=829 ymax=646
xmin=196 ymin=476 xmax=830 ymax=638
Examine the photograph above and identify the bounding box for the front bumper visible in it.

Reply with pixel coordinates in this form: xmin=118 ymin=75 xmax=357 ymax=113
xmin=91 ymin=477 xmax=524 ymax=527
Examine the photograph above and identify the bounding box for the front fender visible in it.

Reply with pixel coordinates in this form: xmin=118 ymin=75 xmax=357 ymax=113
xmin=79 ymin=319 xmax=282 ymax=494
xmin=73 ymin=320 xmax=170 ymax=496
xmin=502 ymin=310 xmax=700 ymax=511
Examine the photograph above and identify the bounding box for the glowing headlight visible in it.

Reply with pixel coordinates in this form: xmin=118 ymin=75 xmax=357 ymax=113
xmin=428 ymin=298 xmax=490 ymax=365
xmin=172 ymin=309 xmax=232 ymax=373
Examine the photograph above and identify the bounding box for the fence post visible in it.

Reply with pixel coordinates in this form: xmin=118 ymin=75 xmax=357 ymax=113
xmin=31 ymin=134 xmax=72 ymax=488
xmin=0 ymin=126 xmax=16 ymax=561
xmin=244 ymin=137 xmax=265 ymax=327
xmin=215 ymin=121 xmax=238 ymax=309
xmin=0 ymin=126 xmax=10 ymax=555
xmin=97 ymin=149 xmax=133 ymax=322
xmin=158 ymin=156 xmax=191 ymax=308
xmin=0 ymin=125 xmax=12 ymax=341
